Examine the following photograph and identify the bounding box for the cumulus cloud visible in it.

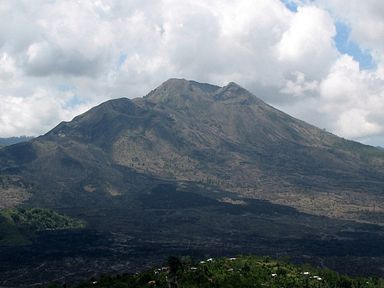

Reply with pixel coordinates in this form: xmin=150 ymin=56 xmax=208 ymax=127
xmin=0 ymin=0 xmax=383 ymax=146
xmin=0 ymin=53 xmax=17 ymax=80
xmin=0 ymin=88 xmax=91 ymax=137
xmin=316 ymin=0 xmax=384 ymax=61
xmin=276 ymin=6 xmax=337 ymax=78
xmin=319 ymin=55 xmax=384 ymax=139
xmin=278 ymin=54 xmax=384 ymax=143
xmin=24 ymin=1 xmax=114 ymax=77
xmin=280 ymin=71 xmax=318 ymax=98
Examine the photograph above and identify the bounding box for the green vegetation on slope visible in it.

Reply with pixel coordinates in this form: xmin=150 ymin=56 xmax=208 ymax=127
xmin=0 ymin=208 xmax=85 ymax=246
xmin=1 ymin=208 xmax=86 ymax=231
xmin=70 ymin=256 xmax=384 ymax=288
xmin=0 ymin=213 xmax=29 ymax=245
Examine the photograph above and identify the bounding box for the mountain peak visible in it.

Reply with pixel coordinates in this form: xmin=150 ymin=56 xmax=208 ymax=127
xmin=213 ymin=81 xmax=262 ymax=105
xmin=144 ymin=78 xmax=265 ymax=107
xmin=226 ymin=81 xmax=241 ymax=87
xmin=160 ymin=78 xmax=220 ymax=89
xmin=144 ymin=78 xmax=220 ymax=105
xmin=220 ymin=81 xmax=248 ymax=94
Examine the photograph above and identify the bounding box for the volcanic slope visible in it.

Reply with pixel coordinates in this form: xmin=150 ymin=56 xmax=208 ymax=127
xmin=2 ymin=79 xmax=384 ymax=285
xmin=2 ymin=78 xmax=383 ymax=222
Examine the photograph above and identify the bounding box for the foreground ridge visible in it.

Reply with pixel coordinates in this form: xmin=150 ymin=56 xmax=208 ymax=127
xmin=67 ymin=256 xmax=383 ymax=288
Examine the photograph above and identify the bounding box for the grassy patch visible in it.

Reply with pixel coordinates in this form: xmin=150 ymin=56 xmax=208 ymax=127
xmin=0 ymin=208 xmax=85 ymax=246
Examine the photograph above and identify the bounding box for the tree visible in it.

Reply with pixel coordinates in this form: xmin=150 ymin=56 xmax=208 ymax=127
xmin=167 ymin=256 xmax=182 ymax=288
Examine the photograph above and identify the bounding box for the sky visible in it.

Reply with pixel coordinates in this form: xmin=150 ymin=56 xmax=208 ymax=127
xmin=0 ymin=0 xmax=384 ymax=146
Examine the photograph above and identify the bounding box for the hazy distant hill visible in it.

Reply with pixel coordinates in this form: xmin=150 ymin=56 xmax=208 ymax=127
xmin=0 ymin=136 xmax=34 ymax=148
xmin=1 ymin=79 xmax=384 ymax=285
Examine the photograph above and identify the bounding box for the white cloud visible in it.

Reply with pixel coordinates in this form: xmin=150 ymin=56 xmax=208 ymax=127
xmin=0 ymin=88 xmax=91 ymax=137
xmin=0 ymin=0 xmax=383 ymax=146
xmin=336 ymin=109 xmax=382 ymax=138
xmin=280 ymin=71 xmax=318 ymax=97
xmin=0 ymin=53 xmax=17 ymax=80
xmin=282 ymin=55 xmax=384 ymax=141
xmin=316 ymin=0 xmax=384 ymax=61
xmin=276 ymin=6 xmax=337 ymax=78
xmin=319 ymin=55 xmax=384 ymax=138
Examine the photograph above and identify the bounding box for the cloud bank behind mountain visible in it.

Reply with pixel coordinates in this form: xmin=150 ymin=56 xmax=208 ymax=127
xmin=0 ymin=0 xmax=383 ymax=146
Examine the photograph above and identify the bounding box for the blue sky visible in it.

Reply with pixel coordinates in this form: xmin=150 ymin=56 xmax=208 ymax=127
xmin=281 ymin=0 xmax=299 ymax=12
xmin=333 ymin=22 xmax=376 ymax=70
xmin=281 ymin=0 xmax=376 ymax=70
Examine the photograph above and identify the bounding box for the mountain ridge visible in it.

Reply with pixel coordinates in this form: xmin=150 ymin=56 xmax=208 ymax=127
xmin=1 ymin=78 xmax=384 ymax=223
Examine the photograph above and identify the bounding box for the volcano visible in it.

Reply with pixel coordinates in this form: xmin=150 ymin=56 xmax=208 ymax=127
xmin=1 ymin=79 xmax=384 ymax=285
